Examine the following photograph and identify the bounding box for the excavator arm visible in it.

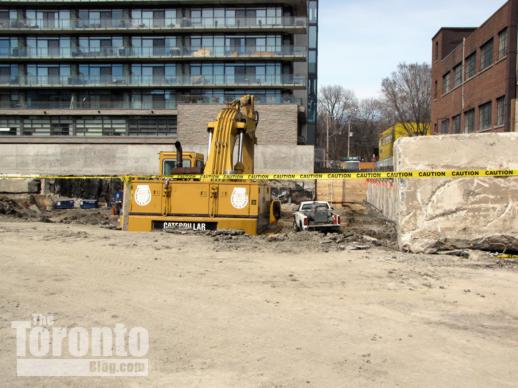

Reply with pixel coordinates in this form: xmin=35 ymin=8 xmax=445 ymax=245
xmin=203 ymin=95 xmax=259 ymax=175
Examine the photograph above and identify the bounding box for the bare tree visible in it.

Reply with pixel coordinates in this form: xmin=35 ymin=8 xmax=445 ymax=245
xmin=317 ymin=86 xmax=358 ymax=163
xmin=381 ymin=63 xmax=431 ymax=136
xmin=351 ymin=98 xmax=390 ymax=161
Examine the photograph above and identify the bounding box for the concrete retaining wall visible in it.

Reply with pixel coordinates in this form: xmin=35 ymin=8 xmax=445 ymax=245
xmin=0 ymin=179 xmax=39 ymax=194
xmin=0 ymin=142 xmax=314 ymax=176
xmin=366 ymin=180 xmax=398 ymax=222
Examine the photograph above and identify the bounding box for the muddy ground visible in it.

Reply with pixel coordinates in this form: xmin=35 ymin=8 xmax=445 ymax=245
xmin=1 ymin=199 xmax=518 ymax=387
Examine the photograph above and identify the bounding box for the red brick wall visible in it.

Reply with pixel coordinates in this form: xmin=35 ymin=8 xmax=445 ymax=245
xmin=431 ymin=1 xmax=513 ymax=134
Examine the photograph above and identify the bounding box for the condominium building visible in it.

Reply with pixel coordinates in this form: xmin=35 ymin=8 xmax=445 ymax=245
xmin=0 ymin=0 xmax=318 ymax=145
xmin=432 ymin=0 xmax=517 ymax=134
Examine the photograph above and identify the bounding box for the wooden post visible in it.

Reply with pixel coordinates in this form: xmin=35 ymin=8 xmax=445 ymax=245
xmin=120 ymin=179 xmax=132 ymax=231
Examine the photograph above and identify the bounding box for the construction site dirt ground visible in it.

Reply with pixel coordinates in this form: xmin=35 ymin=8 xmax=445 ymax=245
xmin=1 ymin=204 xmax=518 ymax=387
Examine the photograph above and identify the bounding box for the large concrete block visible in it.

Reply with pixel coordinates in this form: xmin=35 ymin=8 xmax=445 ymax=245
xmin=395 ymin=133 xmax=518 ymax=253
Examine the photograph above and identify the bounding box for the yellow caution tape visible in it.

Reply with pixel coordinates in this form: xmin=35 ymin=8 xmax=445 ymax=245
xmin=0 ymin=169 xmax=517 ymax=181
xmin=496 ymin=254 xmax=518 ymax=260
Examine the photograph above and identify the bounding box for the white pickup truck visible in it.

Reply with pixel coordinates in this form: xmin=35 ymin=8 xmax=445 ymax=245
xmin=293 ymin=201 xmax=341 ymax=232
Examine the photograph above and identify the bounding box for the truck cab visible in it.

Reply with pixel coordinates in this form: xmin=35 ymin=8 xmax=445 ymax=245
xmin=294 ymin=201 xmax=341 ymax=232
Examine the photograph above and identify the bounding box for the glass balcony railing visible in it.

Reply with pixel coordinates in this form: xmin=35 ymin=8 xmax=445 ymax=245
xmin=0 ymin=76 xmax=20 ymax=85
xmin=14 ymin=75 xmax=306 ymax=87
xmin=178 ymin=95 xmax=303 ymax=105
xmin=0 ymin=46 xmax=306 ymax=59
xmin=0 ymin=17 xmax=306 ymax=30
xmin=0 ymin=95 xmax=302 ymax=110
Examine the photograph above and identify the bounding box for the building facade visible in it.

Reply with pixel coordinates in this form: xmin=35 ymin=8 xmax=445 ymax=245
xmin=0 ymin=0 xmax=317 ymax=145
xmin=431 ymin=0 xmax=518 ymax=134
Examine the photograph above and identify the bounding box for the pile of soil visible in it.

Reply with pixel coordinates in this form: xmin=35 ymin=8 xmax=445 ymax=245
xmin=0 ymin=196 xmax=116 ymax=227
xmin=0 ymin=196 xmax=48 ymax=222
xmin=49 ymin=208 xmax=115 ymax=227
xmin=166 ymin=202 xmax=398 ymax=253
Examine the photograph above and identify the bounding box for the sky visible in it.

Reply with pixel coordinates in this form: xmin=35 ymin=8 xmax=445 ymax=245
xmin=318 ymin=0 xmax=508 ymax=99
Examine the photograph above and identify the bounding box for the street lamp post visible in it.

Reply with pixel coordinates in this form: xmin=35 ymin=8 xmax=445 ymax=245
xmin=325 ymin=114 xmax=330 ymax=168
xmin=347 ymin=118 xmax=355 ymax=160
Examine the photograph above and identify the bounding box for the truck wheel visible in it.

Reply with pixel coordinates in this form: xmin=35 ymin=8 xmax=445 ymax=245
xmin=293 ymin=220 xmax=300 ymax=232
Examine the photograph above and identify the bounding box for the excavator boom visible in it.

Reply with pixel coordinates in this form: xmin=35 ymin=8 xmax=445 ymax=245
xmin=204 ymin=95 xmax=258 ymax=175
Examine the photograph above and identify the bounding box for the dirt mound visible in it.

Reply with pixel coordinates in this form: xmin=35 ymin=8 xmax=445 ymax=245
xmin=336 ymin=202 xmax=398 ymax=245
xmin=0 ymin=196 xmax=117 ymax=227
xmin=49 ymin=209 xmax=115 ymax=227
xmin=0 ymin=196 xmax=48 ymax=222
xmin=208 ymin=202 xmax=398 ymax=253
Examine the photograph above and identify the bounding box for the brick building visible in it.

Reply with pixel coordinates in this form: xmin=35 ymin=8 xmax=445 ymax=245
xmin=432 ymin=0 xmax=518 ymax=134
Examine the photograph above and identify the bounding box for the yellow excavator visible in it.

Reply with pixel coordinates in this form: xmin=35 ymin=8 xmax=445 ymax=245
xmin=121 ymin=95 xmax=281 ymax=235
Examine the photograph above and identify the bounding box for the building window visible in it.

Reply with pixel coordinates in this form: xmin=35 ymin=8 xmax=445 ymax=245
xmin=452 ymin=115 xmax=461 ymax=133
xmin=0 ymin=64 xmax=18 ymax=84
xmin=497 ymin=96 xmax=506 ymax=126
xmin=131 ymin=90 xmax=176 ymax=109
xmin=79 ymin=64 xmax=124 ymax=84
xmin=27 ymin=91 xmax=73 ymax=109
xmin=190 ymin=35 xmax=282 ymax=56
xmin=78 ymin=91 xmax=125 ymax=109
xmin=78 ymin=9 xmax=124 ymax=28
xmin=128 ymin=117 xmax=177 ymax=136
xmin=498 ymin=28 xmax=508 ymax=60
xmin=0 ymin=10 xmax=17 ymax=28
xmin=131 ymin=9 xmax=176 ymax=28
xmin=453 ymin=63 xmax=462 ymax=87
xmin=0 ymin=37 xmax=18 ymax=56
xmin=190 ymin=62 xmax=281 ymax=85
xmin=27 ymin=64 xmax=70 ymax=85
xmin=75 ymin=116 xmax=128 ymax=136
xmin=479 ymin=101 xmax=492 ymax=130
xmin=440 ymin=119 xmax=449 ymax=134
xmin=190 ymin=7 xmax=281 ymax=27
xmin=308 ymin=1 xmax=318 ymax=22
xmin=26 ymin=9 xmax=71 ymax=29
xmin=464 ymin=109 xmax=475 ymax=133
xmin=132 ymin=36 xmax=176 ymax=56
xmin=435 ymin=41 xmax=439 ymax=60
xmin=27 ymin=37 xmax=71 ymax=57
xmin=442 ymin=72 xmax=450 ymax=94
xmin=309 ymin=26 xmax=317 ymax=48
xmin=79 ymin=36 xmax=124 ymax=56
xmin=131 ymin=64 xmax=176 ymax=85
xmin=480 ymin=38 xmax=494 ymax=70
xmin=465 ymin=53 xmax=476 ymax=79
xmin=308 ymin=50 xmax=317 ymax=73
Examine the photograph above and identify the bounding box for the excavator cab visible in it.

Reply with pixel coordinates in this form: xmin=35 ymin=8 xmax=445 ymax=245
xmin=159 ymin=142 xmax=205 ymax=176
xmin=160 ymin=152 xmax=205 ymax=176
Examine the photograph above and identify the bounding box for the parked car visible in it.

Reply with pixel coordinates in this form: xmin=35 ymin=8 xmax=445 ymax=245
xmin=293 ymin=201 xmax=341 ymax=232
